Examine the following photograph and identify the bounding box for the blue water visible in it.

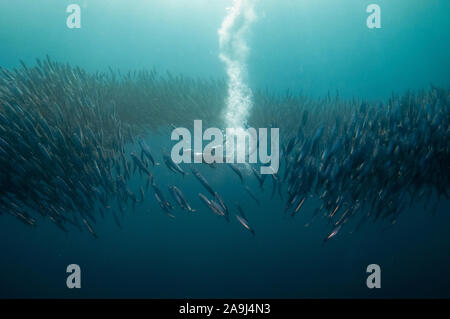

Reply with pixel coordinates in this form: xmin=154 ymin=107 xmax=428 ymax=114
xmin=1 ymin=0 xmax=450 ymax=298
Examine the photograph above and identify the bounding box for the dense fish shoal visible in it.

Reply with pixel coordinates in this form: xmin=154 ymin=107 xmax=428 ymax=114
xmin=0 ymin=58 xmax=448 ymax=240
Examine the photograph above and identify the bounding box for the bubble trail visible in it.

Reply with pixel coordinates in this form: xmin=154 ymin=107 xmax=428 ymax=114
xmin=218 ymin=0 xmax=256 ymax=129
xmin=218 ymin=0 xmax=257 ymax=158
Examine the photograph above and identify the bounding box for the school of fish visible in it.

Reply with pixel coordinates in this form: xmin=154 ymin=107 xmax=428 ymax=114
xmin=0 ymin=58 xmax=448 ymax=241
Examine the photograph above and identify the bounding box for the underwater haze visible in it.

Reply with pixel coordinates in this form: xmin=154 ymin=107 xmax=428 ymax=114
xmin=0 ymin=0 xmax=449 ymax=298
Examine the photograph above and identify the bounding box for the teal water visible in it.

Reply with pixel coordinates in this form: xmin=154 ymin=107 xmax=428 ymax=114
xmin=0 ymin=0 xmax=449 ymax=298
